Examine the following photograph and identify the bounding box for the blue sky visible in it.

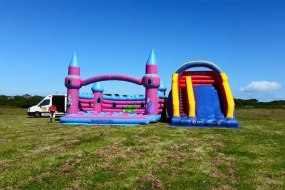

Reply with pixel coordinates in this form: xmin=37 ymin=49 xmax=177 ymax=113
xmin=0 ymin=0 xmax=284 ymax=101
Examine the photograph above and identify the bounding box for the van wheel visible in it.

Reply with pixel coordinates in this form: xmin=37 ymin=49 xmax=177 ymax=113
xmin=34 ymin=112 xmax=41 ymax=118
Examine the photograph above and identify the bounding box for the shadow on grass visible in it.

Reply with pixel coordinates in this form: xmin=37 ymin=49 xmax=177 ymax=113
xmin=159 ymin=117 xmax=170 ymax=124
xmin=26 ymin=116 xmax=47 ymax=119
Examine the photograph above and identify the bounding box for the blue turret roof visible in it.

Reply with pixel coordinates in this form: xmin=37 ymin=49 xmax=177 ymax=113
xmin=146 ymin=49 xmax=157 ymax=65
xmin=158 ymin=82 xmax=167 ymax=91
xmin=69 ymin=52 xmax=78 ymax=67
xmin=91 ymin=82 xmax=104 ymax=92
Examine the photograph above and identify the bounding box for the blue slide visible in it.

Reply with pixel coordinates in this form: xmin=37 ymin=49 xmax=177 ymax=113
xmin=194 ymin=85 xmax=225 ymax=124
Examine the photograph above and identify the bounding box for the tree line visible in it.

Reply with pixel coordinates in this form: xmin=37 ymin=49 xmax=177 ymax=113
xmin=0 ymin=95 xmax=284 ymax=109
xmin=0 ymin=95 xmax=43 ymax=108
xmin=234 ymin=99 xmax=285 ymax=109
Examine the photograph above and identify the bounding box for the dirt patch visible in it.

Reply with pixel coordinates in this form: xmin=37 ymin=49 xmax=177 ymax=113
xmin=94 ymin=140 xmax=134 ymax=173
xmin=131 ymin=146 xmax=148 ymax=154
xmin=59 ymin=159 xmax=81 ymax=174
xmin=94 ymin=136 xmax=156 ymax=162
xmin=165 ymin=141 xmax=196 ymax=160
xmin=60 ymin=164 xmax=75 ymax=174
xmin=154 ymin=138 xmax=202 ymax=178
xmin=212 ymin=153 xmax=236 ymax=171
xmin=100 ymin=161 xmax=126 ymax=173
xmin=166 ymin=150 xmax=188 ymax=160
xmin=212 ymin=134 xmax=224 ymax=149
xmin=64 ymin=139 xmax=81 ymax=147
xmin=131 ymin=135 xmax=146 ymax=143
xmin=130 ymin=135 xmax=161 ymax=145
xmin=212 ymin=153 xmax=229 ymax=166
xmin=95 ymin=142 xmax=128 ymax=163
xmin=148 ymin=136 xmax=161 ymax=143
xmin=35 ymin=172 xmax=52 ymax=182
xmin=211 ymin=184 xmax=235 ymax=190
xmin=94 ymin=136 xmax=165 ymax=173
xmin=12 ymin=176 xmax=34 ymax=188
xmin=43 ymin=146 xmax=65 ymax=154
xmin=65 ymin=179 xmax=86 ymax=190
xmin=137 ymin=129 xmax=146 ymax=134
xmin=213 ymin=141 xmax=224 ymax=149
xmin=136 ymin=173 xmax=164 ymax=190
xmin=211 ymin=168 xmax=224 ymax=178
xmin=0 ymin=160 xmax=10 ymax=169
xmin=11 ymin=172 xmax=52 ymax=189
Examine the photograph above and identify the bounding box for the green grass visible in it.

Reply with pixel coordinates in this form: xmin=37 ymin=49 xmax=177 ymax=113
xmin=0 ymin=107 xmax=284 ymax=189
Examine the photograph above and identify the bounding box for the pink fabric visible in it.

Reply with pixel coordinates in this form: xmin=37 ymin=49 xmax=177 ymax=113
xmin=68 ymin=67 xmax=80 ymax=75
xmin=79 ymin=103 xmax=94 ymax=107
xmin=146 ymin=65 xmax=158 ymax=74
xmin=145 ymin=88 xmax=158 ymax=115
xmin=67 ymin=89 xmax=79 ymax=114
xmin=81 ymin=108 xmax=94 ymax=111
xmin=102 ymin=108 xmax=145 ymax=113
xmin=82 ymin=74 xmax=142 ymax=86
xmin=79 ymin=99 xmax=94 ymax=103
xmin=93 ymin=92 xmax=102 ymax=113
xmin=102 ymin=103 xmax=141 ymax=109
xmin=63 ymin=114 xmax=148 ymax=120
xmin=102 ymin=99 xmax=144 ymax=105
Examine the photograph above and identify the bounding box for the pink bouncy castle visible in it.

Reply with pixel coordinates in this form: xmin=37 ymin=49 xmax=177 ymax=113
xmin=60 ymin=50 xmax=166 ymax=125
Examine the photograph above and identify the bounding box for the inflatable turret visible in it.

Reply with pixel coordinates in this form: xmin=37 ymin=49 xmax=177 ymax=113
xmin=92 ymin=82 xmax=104 ymax=113
xmin=65 ymin=52 xmax=81 ymax=114
xmin=142 ymin=49 xmax=160 ymax=115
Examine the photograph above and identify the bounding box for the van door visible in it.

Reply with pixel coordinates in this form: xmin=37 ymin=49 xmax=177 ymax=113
xmin=52 ymin=95 xmax=65 ymax=116
xmin=39 ymin=98 xmax=51 ymax=116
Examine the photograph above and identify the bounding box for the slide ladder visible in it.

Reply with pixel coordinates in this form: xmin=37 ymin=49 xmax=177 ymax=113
xmin=179 ymin=88 xmax=187 ymax=116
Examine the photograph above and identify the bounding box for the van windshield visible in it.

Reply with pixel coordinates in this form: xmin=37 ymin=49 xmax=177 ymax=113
xmin=39 ymin=99 xmax=50 ymax=107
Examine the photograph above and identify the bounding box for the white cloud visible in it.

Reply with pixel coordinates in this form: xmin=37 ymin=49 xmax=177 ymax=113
xmin=240 ymin=81 xmax=281 ymax=92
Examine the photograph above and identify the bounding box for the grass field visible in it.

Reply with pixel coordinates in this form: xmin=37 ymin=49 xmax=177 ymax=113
xmin=0 ymin=107 xmax=284 ymax=190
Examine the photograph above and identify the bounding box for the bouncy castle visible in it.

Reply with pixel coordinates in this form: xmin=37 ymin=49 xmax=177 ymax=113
xmin=60 ymin=50 xmax=166 ymax=125
xmin=167 ymin=60 xmax=239 ymax=127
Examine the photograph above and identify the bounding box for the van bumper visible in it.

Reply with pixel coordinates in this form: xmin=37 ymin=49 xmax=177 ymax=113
xmin=28 ymin=112 xmax=34 ymax=116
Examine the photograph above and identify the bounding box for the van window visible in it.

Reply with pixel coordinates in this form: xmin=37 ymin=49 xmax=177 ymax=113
xmin=39 ymin=99 xmax=50 ymax=107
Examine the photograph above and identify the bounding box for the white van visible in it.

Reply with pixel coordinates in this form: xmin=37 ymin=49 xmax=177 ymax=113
xmin=27 ymin=94 xmax=67 ymax=117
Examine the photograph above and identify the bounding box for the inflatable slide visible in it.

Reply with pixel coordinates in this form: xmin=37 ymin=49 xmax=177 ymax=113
xmin=167 ymin=61 xmax=239 ymax=127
